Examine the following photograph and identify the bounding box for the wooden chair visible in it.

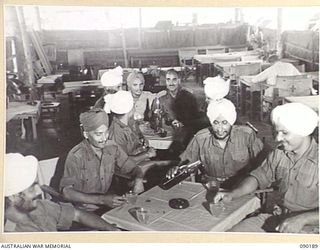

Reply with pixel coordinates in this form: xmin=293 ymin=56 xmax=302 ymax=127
xmin=261 ymin=74 xmax=313 ymax=121
xmin=178 ymin=49 xmax=198 ymax=81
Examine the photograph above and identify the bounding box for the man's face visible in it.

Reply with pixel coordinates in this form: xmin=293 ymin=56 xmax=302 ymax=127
xmin=211 ymin=115 xmax=232 ymax=140
xmin=166 ymin=72 xmax=180 ymax=93
xmin=105 ymin=84 xmax=122 ymax=94
xmin=273 ymin=123 xmax=306 ymax=152
xmin=84 ymin=124 xmax=109 ymax=149
xmin=128 ymin=78 xmax=144 ymax=98
xmin=11 ymin=182 xmax=43 ymax=212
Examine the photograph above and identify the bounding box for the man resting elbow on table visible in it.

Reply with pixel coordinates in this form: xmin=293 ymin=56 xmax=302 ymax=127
xmin=214 ymin=103 xmax=319 ymax=233
xmin=60 ymin=108 xmax=145 ymax=214
xmin=167 ymin=98 xmax=267 ymax=189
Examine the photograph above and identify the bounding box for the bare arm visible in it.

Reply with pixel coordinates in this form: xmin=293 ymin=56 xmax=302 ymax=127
xmin=214 ymin=176 xmax=259 ymax=203
xmin=62 ymin=186 xmax=127 ymax=208
xmin=73 ymin=208 xmax=120 ymax=231
xmin=278 ymin=210 xmax=319 ymax=233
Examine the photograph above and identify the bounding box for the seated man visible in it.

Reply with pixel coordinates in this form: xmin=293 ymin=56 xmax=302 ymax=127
xmin=93 ymin=66 xmax=123 ymax=112
xmin=151 ymin=69 xmax=208 ymax=152
xmin=60 ymin=108 xmax=145 ymax=213
xmin=168 ymin=98 xmax=266 ymax=189
xmin=126 ymin=71 xmax=166 ymax=121
xmin=109 ymin=90 xmax=156 ymax=163
xmin=4 ymin=153 xmax=119 ymax=232
xmin=214 ymin=103 xmax=319 ymax=233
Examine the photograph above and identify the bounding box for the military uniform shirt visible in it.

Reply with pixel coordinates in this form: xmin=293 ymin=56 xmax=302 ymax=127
xmin=180 ymin=125 xmax=264 ymax=178
xmin=250 ymin=138 xmax=318 ymax=212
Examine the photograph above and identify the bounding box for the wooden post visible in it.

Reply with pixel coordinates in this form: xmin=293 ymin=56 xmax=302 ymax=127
xmin=138 ymin=8 xmax=142 ymax=49
xmin=121 ymin=25 xmax=129 ymax=68
xmin=276 ymin=8 xmax=283 ymax=56
xmin=15 ymin=6 xmax=35 ymax=87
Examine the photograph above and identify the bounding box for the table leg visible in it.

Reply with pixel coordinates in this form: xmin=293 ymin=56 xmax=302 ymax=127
xmin=31 ymin=117 xmax=37 ymax=140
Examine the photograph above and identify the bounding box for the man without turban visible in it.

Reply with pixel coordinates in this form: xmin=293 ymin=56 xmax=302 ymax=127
xmin=214 ymin=102 xmax=319 ymax=234
xmin=167 ymin=98 xmax=265 ymax=189
xmin=60 ymin=108 xmax=145 ymax=214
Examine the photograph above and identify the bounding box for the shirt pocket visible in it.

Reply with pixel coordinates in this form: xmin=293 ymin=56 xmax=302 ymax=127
xmin=231 ymin=148 xmax=249 ymax=163
xmin=294 ymin=169 xmax=318 ymax=208
xmin=81 ymin=168 xmax=101 ymax=193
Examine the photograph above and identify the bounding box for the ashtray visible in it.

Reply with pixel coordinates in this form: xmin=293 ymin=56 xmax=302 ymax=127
xmin=168 ymin=198 xmax=189 ymax=209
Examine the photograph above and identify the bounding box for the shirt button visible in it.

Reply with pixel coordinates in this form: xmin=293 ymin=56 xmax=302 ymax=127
xmin=101 ymin=177 xmax=104 ymax=180
xmin=289 ymin=183 xmax=293 ymax=186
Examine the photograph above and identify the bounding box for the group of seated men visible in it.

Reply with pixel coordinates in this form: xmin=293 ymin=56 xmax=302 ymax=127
xmin=4 ymin=64 xmax=319 ymax=234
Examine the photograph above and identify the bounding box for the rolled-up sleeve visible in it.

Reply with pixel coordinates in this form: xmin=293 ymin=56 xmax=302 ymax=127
xmin=59 ymin=153 xmax=81 ymax=191
xmin=250 ymin=151 xmax=277 ymax=189
xmin=180 ymin=136 xmax=200 ymax=162
xmin=115 ymin=145 xmax=136 ymax=175
xmin=56 ymin=202 xmax=75 ymax=230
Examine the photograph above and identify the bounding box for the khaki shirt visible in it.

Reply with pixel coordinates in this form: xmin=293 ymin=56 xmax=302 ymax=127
xmin=13 ymin=200 xmax=74 ymax=232
xmin=60 ymin=139 xmax=136 ymax=194
xmin=250 ymin=138 xmax=318 ymax=212
xmin=180 ymin=125 xmax=264 ymax=178
xmin=109 ymin=117 xmax=147 ymax=156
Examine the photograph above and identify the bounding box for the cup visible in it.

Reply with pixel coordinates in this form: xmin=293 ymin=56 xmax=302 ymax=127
xmin=135 ymin=207 xmax=149 ymax=224
xmin=205 ymin=179 xmax=220 ymax=203
xmin=209 ymin=202 xmax=225 ymax=217
xmin=125 ymin=191 xmax=138 ymax=205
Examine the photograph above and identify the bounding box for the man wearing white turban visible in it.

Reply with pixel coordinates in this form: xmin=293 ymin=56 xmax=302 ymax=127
xmin=4 ymin=153 xmax=119 ymax=232
xmin=203 ymin=76 xmax=230 ymax=103
xmin=93 ymin=66 xmax=123 ymax=112
xmin=108 ymin=90 xmax=157 ymax=162
xmin=214 ymin=103 xmax=319 ymax=233
xmin=167 ymin=98 xmax=265 ymax=189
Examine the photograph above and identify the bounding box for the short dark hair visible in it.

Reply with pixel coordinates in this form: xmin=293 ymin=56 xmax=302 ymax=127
xmin=166 ymin=69 xmax=180 ymax=78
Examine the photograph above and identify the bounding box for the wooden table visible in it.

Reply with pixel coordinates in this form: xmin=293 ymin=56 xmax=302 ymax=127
xmin=140 ymin=122 xmax=173 ymax=150
xmin=239 ymin=76 xmax=269 ymax=121
xmin=102 ymin=182 xmax=260 ymax=231
xmin=283 ymin=95 xmax=319 ymax=113
xmin=62 ymin=80 xmax=103 ymax=94
xmin=6 ymin=101 xmax=41 ymax=140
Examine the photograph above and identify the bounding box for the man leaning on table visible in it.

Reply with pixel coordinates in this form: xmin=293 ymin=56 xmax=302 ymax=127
xmin=214 ymin=103 xmax=319 ymax=233
xmin=4 ymin=153 xmax=119 ymax=232
xmin=168 ymin=98 xmax=266 ymax=189
xmin=60 ymin=108 xmax=145 ymax=214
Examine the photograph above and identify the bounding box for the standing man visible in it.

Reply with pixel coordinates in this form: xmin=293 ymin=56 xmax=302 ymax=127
xmin=214 ymin=103 xmax=319 ymax=233
xmin=168 ymin=98 xmax=265 ymax=189
xmin=4 ymin=153 xmax=119 ymax=232
xmin=60 ymin=108 xmax=145 ymax=213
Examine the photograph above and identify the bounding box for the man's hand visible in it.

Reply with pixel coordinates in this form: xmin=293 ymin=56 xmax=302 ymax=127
xmin=147 ymin=147 xmax=157 ymax=158
xmin=213 ymin=191 xmax=233 ymax=204
xmin=133 ymin=178 xmax=144 ymax=194
xmin=166 ymin=166 xmax=180 ymax=179
xmin=102 ymin=194 xmax=127 ymax=208
xmin=276 ymin=214 xmax=307 ymax=233
xmin=172 ymin=119 xmax=183 ymax=128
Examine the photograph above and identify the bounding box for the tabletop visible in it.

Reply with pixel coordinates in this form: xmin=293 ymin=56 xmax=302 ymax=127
xmin=239 ymin=75 xmax=268 ymax=92
xmin=194 ymin=50 xmax=260 ymax=64
xmin=62 ymin=80 xmax=103 ymax=94
xmin=6 ymin=101 xmax=41 ymax=122
xmin=283 ymin=95 xmax=319 ymax=113
xmin=102 ymin=181 xmax=260 ymax=231
xmin=140 ymin=122 xmax=173 ymax=150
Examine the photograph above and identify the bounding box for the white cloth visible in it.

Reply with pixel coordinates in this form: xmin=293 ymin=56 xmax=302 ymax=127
xmin=204 ymin=76 xmax=230 ymax=101
xmin=251 ymin=61 xmax=301 ymax=97
xmin=206 ymin=98 xmax=237 ymax=125
xmin=101 ymin=66 xmax=123 ymax=87
xmin=5 ymin=153 xmax=38 ymax=196
xmin=271 ymin=102 xmax=318 ymax=136
xmin=109 ymin=90 xmax=134 ymax=114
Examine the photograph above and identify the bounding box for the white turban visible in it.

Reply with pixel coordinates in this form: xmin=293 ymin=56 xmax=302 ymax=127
xmin=206 ymin=98 xmax=237 ymax=125
xmin=109 ymin=90 xmax=134 ymax=114
xmin=101 ymin=67 xmax=123 ymax=87
xmin=5 ymin=153 xmax=38 ymax=197
xmin=204 ymin=76 xmax=230 ymax=101
xmin=271 ymin=103 xmax=318 ymax=136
